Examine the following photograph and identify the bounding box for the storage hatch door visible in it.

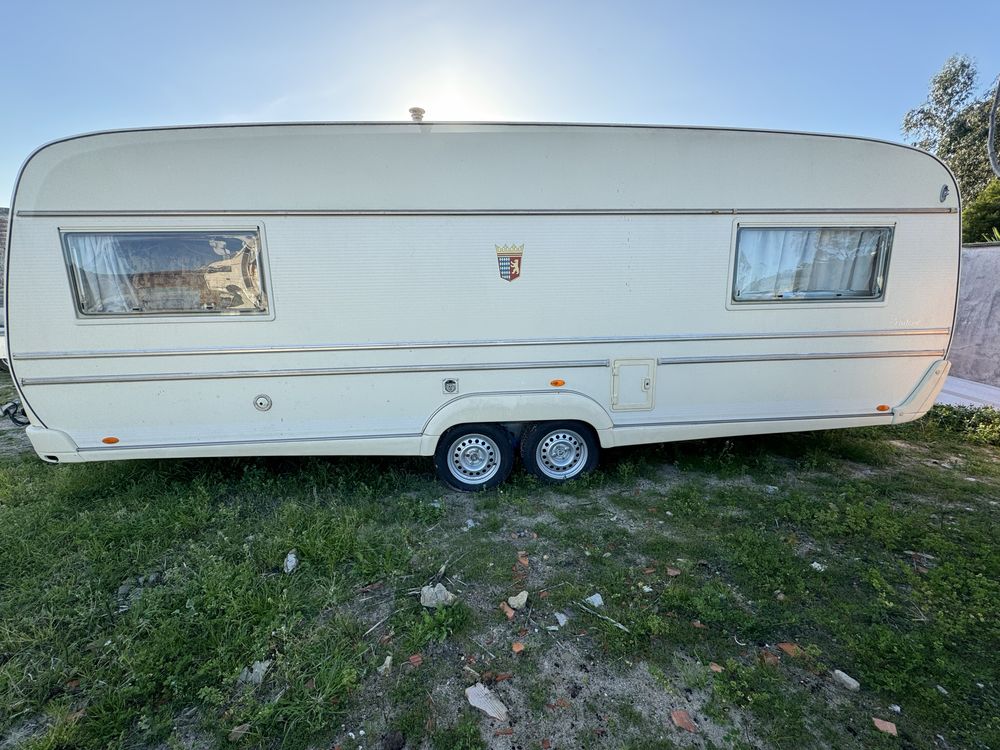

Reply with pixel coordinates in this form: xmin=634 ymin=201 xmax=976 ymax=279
xmin=611 ymin=359 xmax=655 ymax=411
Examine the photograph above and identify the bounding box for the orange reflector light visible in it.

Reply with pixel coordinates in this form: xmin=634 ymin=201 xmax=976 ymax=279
xmin=102 ymin=437 xmax=120 ymax=444
xmin=876 ymin=404 xmax=890 ymax=412
xmin=550 ymin=379 xmax=566 ymax=387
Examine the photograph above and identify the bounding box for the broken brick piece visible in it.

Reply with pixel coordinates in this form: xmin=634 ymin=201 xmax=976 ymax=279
xmin=512 ymin=641 xmax=525 ymax=654
xmin=494 ymin=727 xmax=513 ymax=736
xmin=709 ymin=662 xmax=724 ymax=673
xmin=408 ymin=653 xmax=423 ymax=668
xmin=671 ymin=709 xmax=698 ymax=733
xmin=760 ymin=650 xmax=780 ymax=667
xmin=666 ymin=567 xmax=682 ymax=577
xmin=500 ymin=602 xmax=515 ymax=620
xmin=777 ymin=642 xmax=804 ymax=658
xmin=643 ymin=567 xmax=656 ymax=575
xmin=541 ymin=740 xmax=551 ymax=749
xmin=872 ymin=718 xmax=898 ymax=736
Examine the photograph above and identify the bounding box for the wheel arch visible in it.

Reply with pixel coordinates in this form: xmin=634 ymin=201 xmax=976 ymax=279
xmin=419 ymin=390 xmax=613 ymax=455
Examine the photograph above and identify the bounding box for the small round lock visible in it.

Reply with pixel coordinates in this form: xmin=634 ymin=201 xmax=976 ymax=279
xmin=253 ymin=394 xmax=272 ymax=412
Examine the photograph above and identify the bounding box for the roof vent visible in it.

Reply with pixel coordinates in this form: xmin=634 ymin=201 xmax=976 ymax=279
xmin=408 ymin=107 xmax=426 ymax=122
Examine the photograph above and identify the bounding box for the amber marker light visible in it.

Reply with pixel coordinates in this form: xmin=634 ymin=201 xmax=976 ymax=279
xmin=550 ymin=379 xmax=566 ymax=387
xmin=102 ymin=437 xmax=120 ymax=444
xmin=876 ymin=405 xmax=891 ymax=412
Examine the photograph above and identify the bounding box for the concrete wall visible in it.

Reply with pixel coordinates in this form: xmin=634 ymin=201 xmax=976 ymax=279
xmin=950 ymin=244 xmax=1000 ymax=387
xmin=0 ymin=208 xmax=7 ymax=307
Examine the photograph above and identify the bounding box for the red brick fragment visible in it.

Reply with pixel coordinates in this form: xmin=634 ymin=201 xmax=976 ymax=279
xmin=709 ymin=662 xmax=724 ymax=673
xmin=872 ymin=718 xmax=897 ymax=736
xmin=408 ymin=653 xmax=423 ymax=668
xmin=777 ymin=642 xmax=804 ymax=658
xmin=671 ymin=709 xmax=697 ymax=732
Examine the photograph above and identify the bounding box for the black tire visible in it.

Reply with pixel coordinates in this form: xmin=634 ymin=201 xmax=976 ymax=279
xmin=434 ymin=424 xmax=515 ymax=492
xmin=520 ymin=421 xmax=599 ymax=483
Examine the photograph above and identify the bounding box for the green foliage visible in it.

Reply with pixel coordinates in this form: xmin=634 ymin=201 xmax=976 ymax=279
xmin=962 ymin=178 xmax=1000 ymax=242
xmin=902 ymin=55 xmax=997 ymax=202
xmin=920 ymin=403 xmax=1000 ymax=445
xmin=713 ymin=661 xmax=807 ymax=749
xmin=397 ymin=601 xmax=472 ymax=652
xmin=431 ymin=713 xmax=485 ymax=750
xmin=2 ymin=395 xmax=1000 ymax=749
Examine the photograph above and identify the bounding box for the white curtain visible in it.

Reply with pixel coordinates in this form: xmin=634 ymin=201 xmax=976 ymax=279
xmin=66 ymin=234 xmax=140 ymax=313
xmin=735 ymin=228 xmax=886 ymax=300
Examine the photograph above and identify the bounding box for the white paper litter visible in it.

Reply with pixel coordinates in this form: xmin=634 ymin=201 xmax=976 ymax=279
xmin=420 ymin=583 xmax=456 ymax=608
xmin=507 ymin=591 xmax=528 ymax=610
xmin=584 ymin=593 xmax=604 ymax=608
xmin=465 ymin=682 xmax=509 ymax=722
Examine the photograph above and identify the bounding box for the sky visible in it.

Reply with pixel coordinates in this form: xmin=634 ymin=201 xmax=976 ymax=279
xmin=2 ymin=0 xmax=999 ymax=201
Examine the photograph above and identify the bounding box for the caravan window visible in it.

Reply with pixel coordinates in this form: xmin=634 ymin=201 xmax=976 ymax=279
xmin=733 ymin=226 xmax=892 ymax=302
xmin=62 ymin=230 xmax=268 ymax=316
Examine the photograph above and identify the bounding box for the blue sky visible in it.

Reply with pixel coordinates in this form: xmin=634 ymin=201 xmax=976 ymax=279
xmin=2 ymin=0 xmax=999 ymax=201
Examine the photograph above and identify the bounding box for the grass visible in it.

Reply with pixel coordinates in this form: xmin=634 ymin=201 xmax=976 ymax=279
xmin=0 ymin=400 xmax=997 ymax=749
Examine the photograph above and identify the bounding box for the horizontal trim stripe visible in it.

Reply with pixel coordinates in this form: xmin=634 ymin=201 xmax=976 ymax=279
xmin=657 ymin=349 xmax=944 ymax=366
xmin=19 ymin=358 xmax=610 ymax=386
xmin=77 ymin=431 xmax=422 ymax=453
xmin=17 ymin=207 xmax=957 ymax=217
xmin=11 ymin=327 xmax=952 ymax=361
xmin=613 ymin=412 xmax=890 ymax=428
xmin=79 ymin=410 xmax=889 ymax=453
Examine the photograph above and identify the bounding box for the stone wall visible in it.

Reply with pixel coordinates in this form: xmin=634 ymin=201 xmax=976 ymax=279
xmin=949 ymin=244 xmax=1000 ymax=387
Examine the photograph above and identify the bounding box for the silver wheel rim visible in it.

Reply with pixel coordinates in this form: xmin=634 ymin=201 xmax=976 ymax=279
xmin=535 ymin=428 xmax=588 ymax=480
xmin=448 ymin=433 xmax=502 ymax=485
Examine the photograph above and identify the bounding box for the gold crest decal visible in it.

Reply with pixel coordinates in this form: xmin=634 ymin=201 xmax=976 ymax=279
xmin=496 ymin=244 xmax=524 ymax=282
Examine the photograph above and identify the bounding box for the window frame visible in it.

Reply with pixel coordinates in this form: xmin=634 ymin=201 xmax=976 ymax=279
xmin=728 ymin=221 xmax=895 ymax=308
xmin=59 ymin=224 xmax=275 ymax=323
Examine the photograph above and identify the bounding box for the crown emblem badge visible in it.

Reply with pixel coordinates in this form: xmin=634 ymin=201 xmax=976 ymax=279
xmin=496 ymin=244 xmax=524 ymax=282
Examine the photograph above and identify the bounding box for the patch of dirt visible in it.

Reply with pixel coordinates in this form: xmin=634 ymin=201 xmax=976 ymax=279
xmin=0 ymin=714 xmax=51 ymax=750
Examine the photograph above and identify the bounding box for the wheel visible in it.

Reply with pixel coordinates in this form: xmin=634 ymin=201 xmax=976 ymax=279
xmin=520 ymin=421 xmax=599 ymax=483
xmin=434 ymin=424 xmax=514 ymax=492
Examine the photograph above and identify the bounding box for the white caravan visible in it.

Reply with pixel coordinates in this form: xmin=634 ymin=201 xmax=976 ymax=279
xmin=3 ymin=123 xmax=959 ymax=490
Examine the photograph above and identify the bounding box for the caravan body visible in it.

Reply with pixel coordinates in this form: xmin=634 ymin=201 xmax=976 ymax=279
xmin=4 ymin=123 xmax=959 ymax=488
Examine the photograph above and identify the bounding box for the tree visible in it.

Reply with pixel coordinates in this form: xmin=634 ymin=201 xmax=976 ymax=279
xmin=902 ymin=55 xmax=997 ymax=203
xmin=962 ymin=178 xmax=1000 ymax=242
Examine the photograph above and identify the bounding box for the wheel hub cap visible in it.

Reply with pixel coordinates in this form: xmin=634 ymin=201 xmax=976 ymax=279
xmin=449 ymin=434 xmax=501 ymax=484
xmin=536 ymin=429 xmax=588 ymax=479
